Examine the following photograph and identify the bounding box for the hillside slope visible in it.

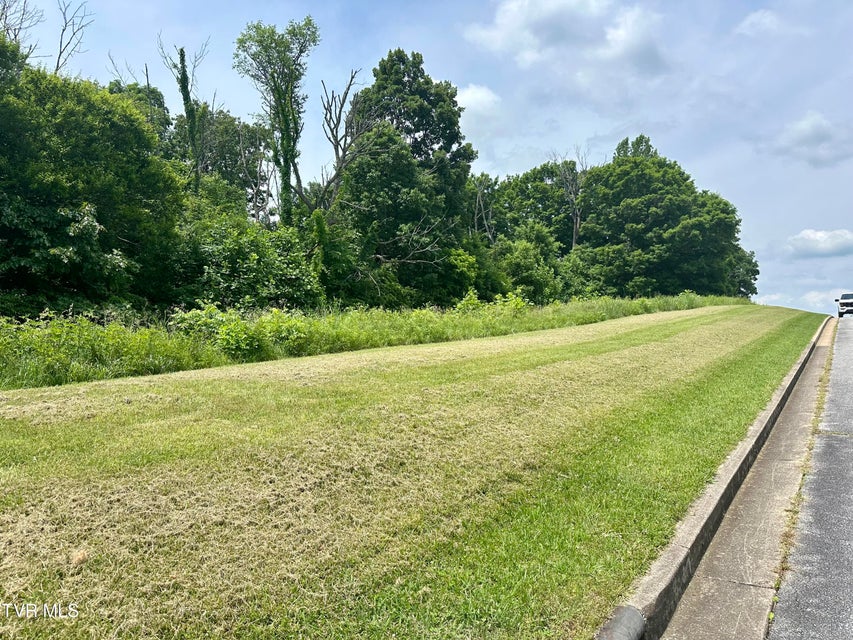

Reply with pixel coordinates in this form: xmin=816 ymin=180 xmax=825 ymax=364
xmin=0 ymin=305 xmax=823 ymax=638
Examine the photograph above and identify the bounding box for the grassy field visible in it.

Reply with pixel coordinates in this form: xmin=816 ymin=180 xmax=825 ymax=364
xmin=0 ymin=305 xmax=823 ymax=638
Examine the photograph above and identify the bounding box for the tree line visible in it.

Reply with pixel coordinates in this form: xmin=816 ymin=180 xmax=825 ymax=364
xmin=0 ymin=9 xmax=758 ymax=317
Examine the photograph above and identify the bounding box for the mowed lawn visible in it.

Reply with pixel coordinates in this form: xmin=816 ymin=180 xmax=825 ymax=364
xmin=0 ymin=305 xmax=823 ymax=639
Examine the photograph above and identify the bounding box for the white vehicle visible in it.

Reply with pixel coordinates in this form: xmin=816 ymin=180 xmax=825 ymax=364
xmin=835 ymin=293 xmax=853 ymax=318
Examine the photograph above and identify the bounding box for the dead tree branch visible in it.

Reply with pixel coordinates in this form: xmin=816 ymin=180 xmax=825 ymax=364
xmin=53 ymin=0 xmax=94 ymax=74
xmin=0 ymin=0 xmax=43 ymax=57
xmin=292 ymin=69 xmax=379 ymax=213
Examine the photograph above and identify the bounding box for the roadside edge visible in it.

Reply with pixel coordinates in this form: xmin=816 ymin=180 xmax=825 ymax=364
xmin=595 ymin=315 xmax=832 ymax=640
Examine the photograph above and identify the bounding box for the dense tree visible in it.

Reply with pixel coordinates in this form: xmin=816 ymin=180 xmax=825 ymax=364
xmin=724 ymin=246 xmax=759 ymax=298
xmin=234 ymin=17 xmax=319 ymax=226
xmin=492 ymin=161 xmax=579 ymax=253
xmin=356 ymin=49 xmax=476 ymax=232
xmin=331 ymin=124 xmax=445 ymax=306
xmin=0 ymin=25 xmax=760 ymax=316
xmin=175 ymin=174 xmax=323 ymax=308
xmin=357 ymin=49 xmax=471 ymax=164
xmin=323 ymin=50 xmax=480 ymax=306
xmin=493 ymin=221 xmax=564 ymax=304
xmin=327 ymin=121 xmax=483 ymax=306
xmin=167 ymin=106 xmax=273 ymax=218
xmin=614 ymin=134 xmax=659 ymax=159
xmin=0 ymin=40 xmax=183 ymax=309
xmin=0 ymin=197 xmax=133 ymax=311
xmin=459 ymin=234 xmax=509 ymax=300
xmin=574 ymin=136 xmax=758 ymax=297
xmin=198 ymin=219 xmax=323 ymax=309
xmin=107 ymin=79 xmax=171 ymax=145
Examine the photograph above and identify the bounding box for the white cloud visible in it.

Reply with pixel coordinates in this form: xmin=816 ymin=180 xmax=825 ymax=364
xmin=734 ymin=9 xmax=810 ymax=37
xmin=457 ymin=84 xmax=502 ymax=115
xmin=464 ymin=0 xmax=670 ymax=112
xmin=735 ymin=10 xmax=783 ymax=36
xmin=801 ymin=289 xmax=845 ymax=310
xmin=457 ymin=84 xmax=508 ymax=146
xmin=757 ymin=288 xmax=847 ymax=314
xmin=756 ymin=292 xmax=790 ymax=306
xmin=464 ymin=0 xmax=613 ymax=67
xmin=786 ymin=229 xmax=853 ymax=258
xmin=594 ymin=5 xmax=667 ymax=74
xmin=769 ymin=111 xmax=853 ymax=167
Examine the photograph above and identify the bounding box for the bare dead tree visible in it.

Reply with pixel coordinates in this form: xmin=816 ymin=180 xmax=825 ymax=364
xmin=471 ymin=173 xmax=497 ymax=244
xmin=237 ymin=124 xmax=276 ymax=222
xmin=573 ymin=143 xmax=591 ymax=174
xmin=53 ymin=0 xmax=93 ymax=74
xmin=0 ymin=0 xmax=43 ymax=57
xmin=107 ymin=50 xmax=132 ymax=85
xmin=292 ymin=69 xmax=381 ymax=213
xmin=373 ymin=213 xmax=446 ymax=266
xmin=549 ymin=145 xmax=592 ymax=250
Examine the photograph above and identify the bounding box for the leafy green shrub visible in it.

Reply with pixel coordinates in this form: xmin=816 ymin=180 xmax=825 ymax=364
xmin=215 ymin=317 xmax=267 ymax=361
xmin=170 ymin=304 xmax=272 ymax=361
xmin=454 ymin=288 xmax=486 ymax=314
xmin=0 ymin=313 xmax=226 ymax=389
xmin=255 ymin=309 xmax=310 ymax=356
xmin=493 ymin=291 xmax=530 ymax=314
xmin=168 ymin=304 xmax=231 ymax=341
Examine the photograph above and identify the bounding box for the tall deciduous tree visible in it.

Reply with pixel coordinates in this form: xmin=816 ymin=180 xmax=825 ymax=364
xmin=614 ymin=134 xmax=659 ymax=159
xmin=233 ymin=17 xmax=319 ymax=226
xmin=357 ymin=49 xmax=470 ymax=163
xmin=330 ymin=49 xmax=479 ymax=305
xmin=107 ymin=79 xmax=171 ymax=147
xmin=166 ymin=105 xmax=273 ymax=219
xmin=356 ymin=49 xmax=476 ymax=223
xmin=332 ymin=123 xmax=444 ymax=304
xmin=492 ymin=161 xmax=578 ymax=253
xmin=159 ymin=38 xmax=209 ymax=193
xmin=0 ymin=45 xmax=182 ymax=308
xmin=574 ymin=136 xmax=758 ymax=297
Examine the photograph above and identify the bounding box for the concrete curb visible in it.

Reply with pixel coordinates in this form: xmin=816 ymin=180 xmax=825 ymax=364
xmin=595 ymin=315 xmax=832 ymax=640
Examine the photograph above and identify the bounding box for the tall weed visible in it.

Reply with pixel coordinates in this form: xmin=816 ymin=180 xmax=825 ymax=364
xmin=0 ymin=295 xmax=750 ymax=389
xmin=0 ymin=313 xmax=226 ymax=389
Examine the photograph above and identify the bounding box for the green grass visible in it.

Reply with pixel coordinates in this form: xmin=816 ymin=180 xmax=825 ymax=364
xmin=0 ymin=293 xmax=746 ymax=390
xmin=0 ymin=304 xmax=823 ymax=638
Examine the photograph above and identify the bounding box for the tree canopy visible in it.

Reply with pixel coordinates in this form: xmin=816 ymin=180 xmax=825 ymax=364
xmin=233 ymin=17 xmax=319 ymax=225
xmin=0 ymin=24 xmax=759 ymax=317
xmin=1 ymin=40 xmax=182 ymax=308
xmin=571 ymin=137 xmax=758 ymax=297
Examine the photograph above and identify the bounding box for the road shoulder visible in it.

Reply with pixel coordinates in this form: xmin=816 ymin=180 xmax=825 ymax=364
xmin=659 ymin=318 xmax=834 ymax=639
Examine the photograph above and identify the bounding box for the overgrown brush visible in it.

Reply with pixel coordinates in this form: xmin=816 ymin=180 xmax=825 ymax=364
xmin=0 ymin=313 xmax=226 ymax=389
xmin=0 ymin=293 xmax=750 ymax=389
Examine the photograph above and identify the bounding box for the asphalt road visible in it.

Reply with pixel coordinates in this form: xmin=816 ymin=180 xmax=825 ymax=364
xmin=769 ymin=317 xmax=853 ymax=640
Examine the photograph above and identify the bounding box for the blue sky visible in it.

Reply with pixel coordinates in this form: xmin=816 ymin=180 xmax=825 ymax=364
xmin=24 ymin=0 xmax=853 ymax=314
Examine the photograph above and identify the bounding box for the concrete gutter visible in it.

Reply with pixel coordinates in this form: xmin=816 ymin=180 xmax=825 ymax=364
xmin=595 ymin=316 xmax=832 ymax=640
